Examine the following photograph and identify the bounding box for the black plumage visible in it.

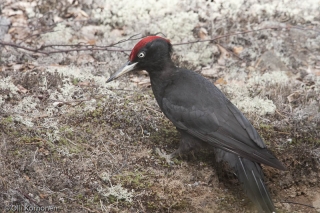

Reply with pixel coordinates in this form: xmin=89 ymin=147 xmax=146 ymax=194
xmin=107 ymin=36 xmax=286 ymax=212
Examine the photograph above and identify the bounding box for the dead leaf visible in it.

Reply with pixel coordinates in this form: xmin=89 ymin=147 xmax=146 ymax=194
xmin=39 ymin=147 xmax=50 ymax=156
xmin=233 ymin=46 xmax=243 ymax=55
xmin=24 ymin=175 xmax=30 ymax=181
xmin=64 ymin=8 xmax=87 ymax=19
xmin=39 ymin=193 xmax=47 ymax=199
xmin=201 ymin=68 xmax=217 ymax=77
xmin=79 ymin=10 xmax=89 ymax=18
xmin=309 ymin=67 xmax=320 ymax=76
xmin=130 ymin=76 xmax=150 ymax=87
xmin=13 ymin=64 xmax=22 ymax=71
xmin=78 ymin=81 xmax=92 ymax=87
xmin=53 ymin=102 xmax=64 ymax=107
xmin=8 ymin=28 xmax=16 ymax=34
xmin=287 ymin=91 xmax=301 ymax=103
xmin=53 ymin=15 xmax=63 ymax=23
xmin=138 ymin=78 xmax=151 ymax=85
xmin=110 ymin=29 xmax=124 ymax=38
xmin=27 ymin=63 xmax=35 ymax=69
xmin=217 ymin=44 xmax=230 ymax=65
xmin=130 ymin=76 xmax=140 ymax=83
xmin=198 ymin=27 xmax=208 ymax=40
xmin=215 ymin=77 xmax=227 ymax=85
xmin=76 ymin=54 xmax=95 ymax=64
xmin=17 ymin=84 xmax=28 ymax=93
xmin=87 ymin=39 xmax=96 ymax=45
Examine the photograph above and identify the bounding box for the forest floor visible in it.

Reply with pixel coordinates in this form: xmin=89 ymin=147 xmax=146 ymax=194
xmin=0 ymin=0 xmax=320 ymax=212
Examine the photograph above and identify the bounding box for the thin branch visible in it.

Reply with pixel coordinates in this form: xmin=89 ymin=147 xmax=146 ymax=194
xmin=0 ymin=25 xmax=317 ymax=56
xmin=172 ymin=26 xmax=281 ymax=46
xmin=172 ymin=25 xmax=318 ymax=46
xmin=0 ymin=41 xmax=130 ymax=55
xmin=16 ymin=188 xmax=41 ymax=207
xmin=29 ymin=147 xmax=38 ymax=166
xmin=280 ymin=200 xmax=315 ymax=209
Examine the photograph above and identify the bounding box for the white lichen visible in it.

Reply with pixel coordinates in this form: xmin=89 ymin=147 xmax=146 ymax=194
xmin=223 ymin=71 xmax=289 ymax=116
xmin=248 ymin=71 xmax=289 ymax=86
xmin=0 ymin=76 xmax=19 ymax=95
xmin=98 ymin=184 xmax=134 ymax=203
xmin=56 ymin=146 xmax=73 ymax=157
xmin=13 ymin=115 xmax=34 ymax=127
xmin=41 ymin=23 xmax=73 ymax=44
xmin=234 ymin=96 xmax=276 ymax=116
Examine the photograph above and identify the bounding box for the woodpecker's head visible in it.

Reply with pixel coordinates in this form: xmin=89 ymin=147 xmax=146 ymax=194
xmin=106 ymin=36 xmax=172 ymax=83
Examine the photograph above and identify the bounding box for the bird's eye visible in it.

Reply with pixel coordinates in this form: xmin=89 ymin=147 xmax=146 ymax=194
xmin=138 ymin=51 xmax=145 ymax=58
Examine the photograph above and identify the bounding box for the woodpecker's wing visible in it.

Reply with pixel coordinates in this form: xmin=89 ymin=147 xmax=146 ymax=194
xmin=161 ymin=69 xmax=285 ymax=170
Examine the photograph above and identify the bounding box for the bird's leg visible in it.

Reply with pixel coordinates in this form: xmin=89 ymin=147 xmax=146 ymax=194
xmin=155 ymin=129 xmax=208 ymax=165
xmin=154 ymin=148 xmax=177 ymax=165
xmin=155 ymin=144 xmax=189 ymax=165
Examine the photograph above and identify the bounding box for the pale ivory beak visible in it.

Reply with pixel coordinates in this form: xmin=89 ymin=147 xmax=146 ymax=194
xmin=106 ymin=61 xmax=138 ymax=83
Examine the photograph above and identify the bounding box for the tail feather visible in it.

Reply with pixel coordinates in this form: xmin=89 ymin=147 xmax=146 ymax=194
xmin=215 ymin=149 xmax=276 ymax=213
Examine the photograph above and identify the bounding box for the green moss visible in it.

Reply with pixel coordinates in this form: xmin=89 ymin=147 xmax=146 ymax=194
xmin=171 ymin=199 xmax=190 ymax=210
xmin=12 ymin=149 xmax=22 ymax=157
xmin=124 ymin=99 xmax=130 ymax=106
xmin=132 ymin=92 xmax=147 ymax=102
xmin=45 ymin=140 xmax=55 ymax=149
xmin=149 ymin=119 xmax=179 ymax=146
xmin=51 ymin=150 xmax=59 ymax=158
xmin=85 ymin=128 xmax=93 ymax=134
xmin=172 ymin=158 xmax=183 ymax=164
xmin=258 ymin=122 xmax=319 ymax=149
xmin=0 ymin=116 xmax=17 ymax=135
xmin=115 ymin=171 xmax=149 ymax=189
xmin=93 ymin=194 xmax=100 ymax=202
xmin=59 ymin=138 xmax=68 ymax=145
xmin=147 ymin=201 xmax=157 ymax=210
xmin=19 ymin=136 xmax=44 ymax=146
xmin=12 ymin=131 xmax=20 ymax=137
xmin=108 ymin=195 xmax=117 ymax=203
xmin=20 ymin=136 xmax=32 ymax=144
xmin=60 ymin=126 xmax=74 ymax=139
xmin=72 ymin=78 xmax=80 ymax=85
xmin=90 ymin=108 xmax=103 ymax=118
xmin=69 ymin=146 xmax=83 ymax=154
xmin=2 ymin=116 xmax=13 ymax=124
xmin=112 ymin=122 xmax=121 ymax=129
xmin=76 ymin=194 xmax=84 ymax=200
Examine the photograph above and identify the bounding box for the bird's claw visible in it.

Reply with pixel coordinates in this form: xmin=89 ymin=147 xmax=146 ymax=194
xmin=155 ymin=148 xmax=175 ymax=165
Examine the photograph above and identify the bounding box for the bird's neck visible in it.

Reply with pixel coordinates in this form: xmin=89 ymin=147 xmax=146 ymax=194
xmin=148 ymin=61 xmax=177 ymax=109
xmin=148 ymin=61 xmax=175 ymax=79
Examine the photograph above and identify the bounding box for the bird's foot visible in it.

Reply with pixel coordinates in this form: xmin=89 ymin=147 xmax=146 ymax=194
xmin=155 ymin=148 xmax=175 ymax=165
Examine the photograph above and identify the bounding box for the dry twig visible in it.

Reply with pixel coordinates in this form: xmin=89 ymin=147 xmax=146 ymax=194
xmin=1 ymin=25 xmax=315 ymax=56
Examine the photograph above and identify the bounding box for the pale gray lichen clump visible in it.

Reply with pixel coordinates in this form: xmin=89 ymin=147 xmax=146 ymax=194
xmin=0 ymin=76 xmax=19 ymax=95
xmin=41 ymin=23 xmax=73 ymax=44
xmin=98 ymin=172 xmax=134 ymax=203
xmin=98 ymin=184 xmax=134 ymax=203
xmin=0 ymin=77 xmax=36 ymax=127
xmin=224 ymin=71 xmax=289 ymax=116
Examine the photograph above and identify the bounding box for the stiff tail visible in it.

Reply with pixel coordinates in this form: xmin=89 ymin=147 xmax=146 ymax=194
xmin=215 ymin=149 xmax=276 ymax=213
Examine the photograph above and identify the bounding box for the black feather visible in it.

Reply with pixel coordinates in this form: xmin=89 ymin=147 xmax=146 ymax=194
xmin=215 ymin=149 xmax=275 ymax=213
